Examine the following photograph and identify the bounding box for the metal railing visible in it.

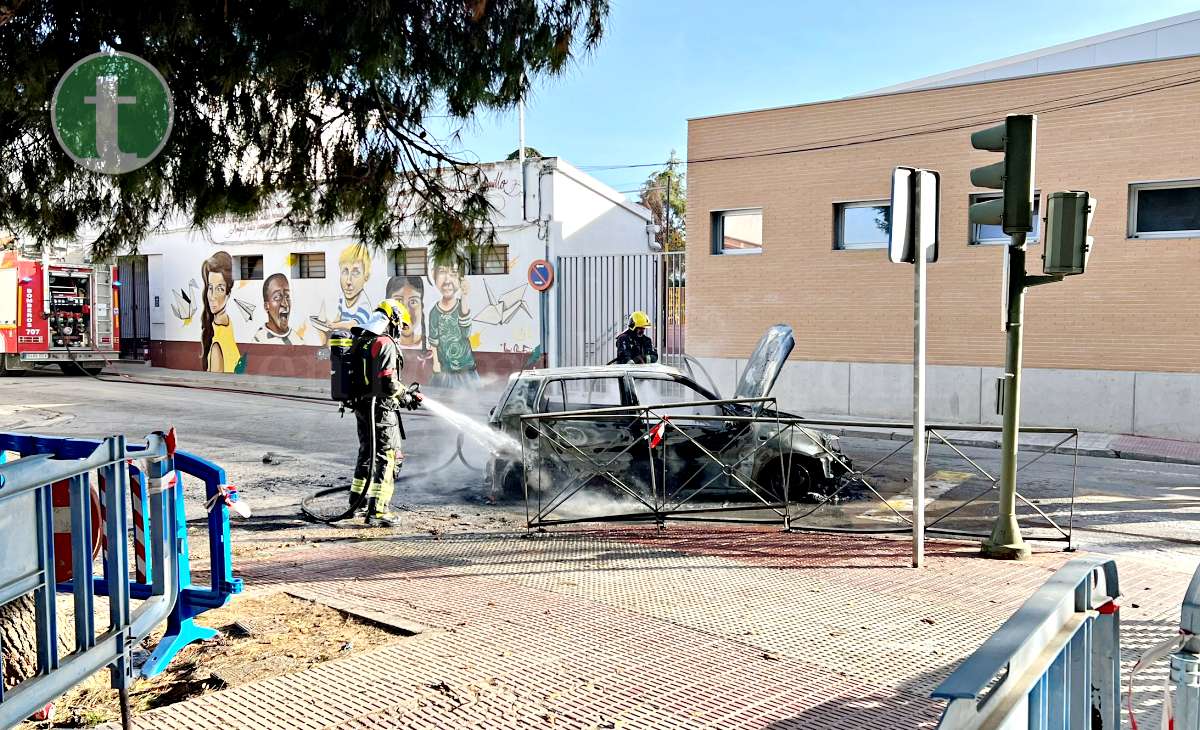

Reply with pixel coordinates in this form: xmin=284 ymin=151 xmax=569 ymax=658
xmin=933 ymin=556 xmax=1122 ymax=729
xmin=791 ymin=418 xmax=1080 ymax=544
xmin=518 ymin=402 xmax=1079 ymax=543
xmin=0 ymin=433 xmax=177 ymax=726
xmin=0 ymin=430 xmax=243 ymax=725
xmin=522 ymin=397 xmax=796 ymax=527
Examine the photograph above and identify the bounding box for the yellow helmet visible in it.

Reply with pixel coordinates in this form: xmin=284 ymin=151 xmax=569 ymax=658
xmin=376 ymin=298 xmax=412 ymax=327
xmin=630 ymin=310 xmax=652 ymax=328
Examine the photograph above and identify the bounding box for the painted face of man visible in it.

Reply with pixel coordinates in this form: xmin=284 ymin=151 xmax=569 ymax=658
xmin=340 ymin=261 xmax=368 ymax=303
xmin=265 ymin=277 xmax=291 ymax=334
xmin=206 ymin=271 xmax=228 ymax=315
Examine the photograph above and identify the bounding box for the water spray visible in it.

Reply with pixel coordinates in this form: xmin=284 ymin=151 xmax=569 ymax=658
xmin=301 ymin=384 xmax=520 ymax=524
xmin=413 ymin=391 xmax=520 ymax=457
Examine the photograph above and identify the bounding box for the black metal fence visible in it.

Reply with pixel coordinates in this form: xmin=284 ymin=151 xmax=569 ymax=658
xmin=520 ymin=399 xmax=1079 ymax=546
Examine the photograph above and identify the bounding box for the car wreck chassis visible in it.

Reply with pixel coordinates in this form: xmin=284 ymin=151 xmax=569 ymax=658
xmin=518 ymin=395 xmax=868 ymax=528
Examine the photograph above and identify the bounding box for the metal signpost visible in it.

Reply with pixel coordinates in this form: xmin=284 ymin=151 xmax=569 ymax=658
xmin=888 ymin=166 xmax=939 ymax=568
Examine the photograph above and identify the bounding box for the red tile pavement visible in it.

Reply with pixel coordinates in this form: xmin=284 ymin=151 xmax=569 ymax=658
xmin=1112 ymin=435 xmax=1200 ymax=464
xmin=118 ymin=528 xmax=1193 ymax=729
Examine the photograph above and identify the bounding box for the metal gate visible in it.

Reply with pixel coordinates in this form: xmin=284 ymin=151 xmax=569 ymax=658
xmin=556 ymin=252 xmax=684 ymax=368
xmin=117 ymin=255 xmax=150 ymax=360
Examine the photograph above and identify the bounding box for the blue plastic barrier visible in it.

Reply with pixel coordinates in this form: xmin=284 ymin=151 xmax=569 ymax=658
xmin=0 ymin=430 xmax=242 ymax=724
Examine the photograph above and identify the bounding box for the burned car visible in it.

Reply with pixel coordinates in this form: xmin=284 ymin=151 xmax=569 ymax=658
xmin=485 ymin=325 xmax=851 ymax=503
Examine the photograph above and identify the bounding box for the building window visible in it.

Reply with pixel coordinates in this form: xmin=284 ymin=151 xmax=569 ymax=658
xmin=711 ymin=209 xmax=763 ymax=255
xmin=834 ymin=201 xmax=890 ymax=250
xmin=392 ymin=247 xmax=428 ymax=276
xmin=469 ymin=244 xmax=509 ymax=275
xmin=969 ymin=192 xmax=1041 ymax=245
xmin=1129 ymin=180 xmax=1200 ymax=238
xmin=236 ymin=255 xmax=264 ymax=280
xmin=295 ymin=252 xmax=326 ymax=279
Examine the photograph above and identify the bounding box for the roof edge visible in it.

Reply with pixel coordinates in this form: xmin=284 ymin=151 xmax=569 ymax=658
xmin=863 ymin=9 xmax=1200 ymax=96
xmin=686 ymin=53 xmax=1200 ymax=124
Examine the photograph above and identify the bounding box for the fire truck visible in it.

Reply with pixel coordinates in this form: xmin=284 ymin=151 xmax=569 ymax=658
xmin=0 ymin=250 xmax=119 ymax=375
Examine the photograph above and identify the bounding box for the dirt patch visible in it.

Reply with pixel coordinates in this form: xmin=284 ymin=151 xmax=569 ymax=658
xmin=26 ymin=592 xmax=407 ymax=728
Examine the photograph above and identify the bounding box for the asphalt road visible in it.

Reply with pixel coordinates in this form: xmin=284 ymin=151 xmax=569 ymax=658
xmin=3 ymin=368 xmax=1199 ymax=564
xmin=838 ymin=436 xmax=1200 ymax=560
xmin=0 ymin=370 xmax=497 ymax=520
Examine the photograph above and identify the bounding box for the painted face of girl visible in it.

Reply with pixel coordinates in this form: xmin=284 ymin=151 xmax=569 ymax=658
xmin=398 ymin=284 xmax=423 ymax=333
xmin=206 ymin=271 xmax=228 ymax=314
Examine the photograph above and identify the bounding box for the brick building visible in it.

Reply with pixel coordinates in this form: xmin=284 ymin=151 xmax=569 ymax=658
xmin=686 ymin=12 xmax=1200 ymax=440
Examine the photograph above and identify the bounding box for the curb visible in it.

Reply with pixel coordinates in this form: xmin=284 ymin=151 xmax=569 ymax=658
xmin=829 ymin=426 xmax=1200 ymax=466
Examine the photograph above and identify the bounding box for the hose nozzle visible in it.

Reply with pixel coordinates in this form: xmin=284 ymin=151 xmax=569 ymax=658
xmin=403 ymin=382 xmax=424 ymax=407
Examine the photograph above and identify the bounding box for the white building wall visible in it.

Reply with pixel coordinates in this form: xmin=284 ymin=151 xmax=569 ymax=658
xmin=131 ymin=158 xmax=652 ymax=382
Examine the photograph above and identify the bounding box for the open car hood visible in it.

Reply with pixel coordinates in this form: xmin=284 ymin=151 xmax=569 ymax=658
xmin=733 ymin=324 xmax=795 ymax=401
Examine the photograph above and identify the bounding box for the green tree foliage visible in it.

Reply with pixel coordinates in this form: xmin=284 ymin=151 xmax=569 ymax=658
xmin=638 ymin=152 xmax=685 ymax=251
xmin=506 ymin=146 xmax=543 ymax=160
xmin=0 ymin=0 xmax=609 ymax=263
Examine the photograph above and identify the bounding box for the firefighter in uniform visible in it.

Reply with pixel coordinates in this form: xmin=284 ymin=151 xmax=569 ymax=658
xmin=614 ymin=310 xmax=658 ymax=365
xmin=349 ymin=299 xmax=420 ymax=526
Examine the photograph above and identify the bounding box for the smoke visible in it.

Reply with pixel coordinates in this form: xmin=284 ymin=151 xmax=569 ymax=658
xmin=522 ymin=453 xmax=658 ymax=522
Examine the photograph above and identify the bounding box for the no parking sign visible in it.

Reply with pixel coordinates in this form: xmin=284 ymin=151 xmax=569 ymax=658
xmin=528 ymin=259 xmax=554 ymax=292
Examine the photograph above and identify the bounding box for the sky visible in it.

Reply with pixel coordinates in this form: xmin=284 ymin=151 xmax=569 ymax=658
xmin=436 ymin=0 xmax=1199 ymax=196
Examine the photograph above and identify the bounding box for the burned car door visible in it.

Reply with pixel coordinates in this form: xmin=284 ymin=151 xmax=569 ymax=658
xmin=630 ymin=376 xmax=742 ymax=505
xmin=533 ymin=377 xmax=644 ymax=498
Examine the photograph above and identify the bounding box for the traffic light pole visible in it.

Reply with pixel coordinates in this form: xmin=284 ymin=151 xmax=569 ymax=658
xmin=983 ymin=235 xmax=1030 ymax=559
xmin=983 ymin=235 xmax=1061 ymax=560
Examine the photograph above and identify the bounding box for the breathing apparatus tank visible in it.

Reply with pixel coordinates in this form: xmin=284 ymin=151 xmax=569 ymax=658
xmin=329 ymin=329 xmax=359 ymax=402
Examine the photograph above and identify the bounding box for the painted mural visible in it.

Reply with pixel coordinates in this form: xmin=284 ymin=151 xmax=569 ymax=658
xmin=199 ymin=251 xmax=245 ymax=373
xmin=165 ymin=239 xmax=538 ymax=386
xmin=331 ymin=244 xmax=373 ymax=330
xmin=253 ymin=273 xmax=299 ymax=345
xmin=427 ymin=261 xmax=479 ymax=388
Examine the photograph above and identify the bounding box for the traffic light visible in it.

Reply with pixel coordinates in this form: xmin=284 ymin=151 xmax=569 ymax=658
xmin=1043 ymin=191 xmax=1097 ymax=276
xmin=968 ymin=114 xmax=1037 ymax=236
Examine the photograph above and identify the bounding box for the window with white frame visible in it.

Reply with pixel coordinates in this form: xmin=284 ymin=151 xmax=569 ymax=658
xmin=468 ymin=244 xmax=509 ymax=275
xmin=711 ymin=209 xmax=763 ymax=254
xmin=392 ymin=247 xmax=428 ymax=276
xmin=1129 ymin=181 xmax=1200 ymax=239
xmin=294 ymin=252 xmax=326 ymax=279
xmin=969 ymin=192 xmax=1041 ymax=245
xmin=236 ymin=254 xmax=264 ymax=280
xmin=834 ymin=201 xmax=890 ymax=250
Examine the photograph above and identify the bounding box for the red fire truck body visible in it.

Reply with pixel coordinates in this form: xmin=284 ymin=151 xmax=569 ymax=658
xmin=0 ymin=251 xmax=119 ymax=374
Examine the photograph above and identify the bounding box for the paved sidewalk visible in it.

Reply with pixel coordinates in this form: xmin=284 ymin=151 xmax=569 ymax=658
xmin=114 ymin=527 xmax=1193 ymax=729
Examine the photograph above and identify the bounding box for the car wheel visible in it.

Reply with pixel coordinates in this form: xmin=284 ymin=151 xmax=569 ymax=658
xmin=754 ymin=456 xmax=825 ymax=503
xmin=493 ymin=461 xmax=524 ymax=502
